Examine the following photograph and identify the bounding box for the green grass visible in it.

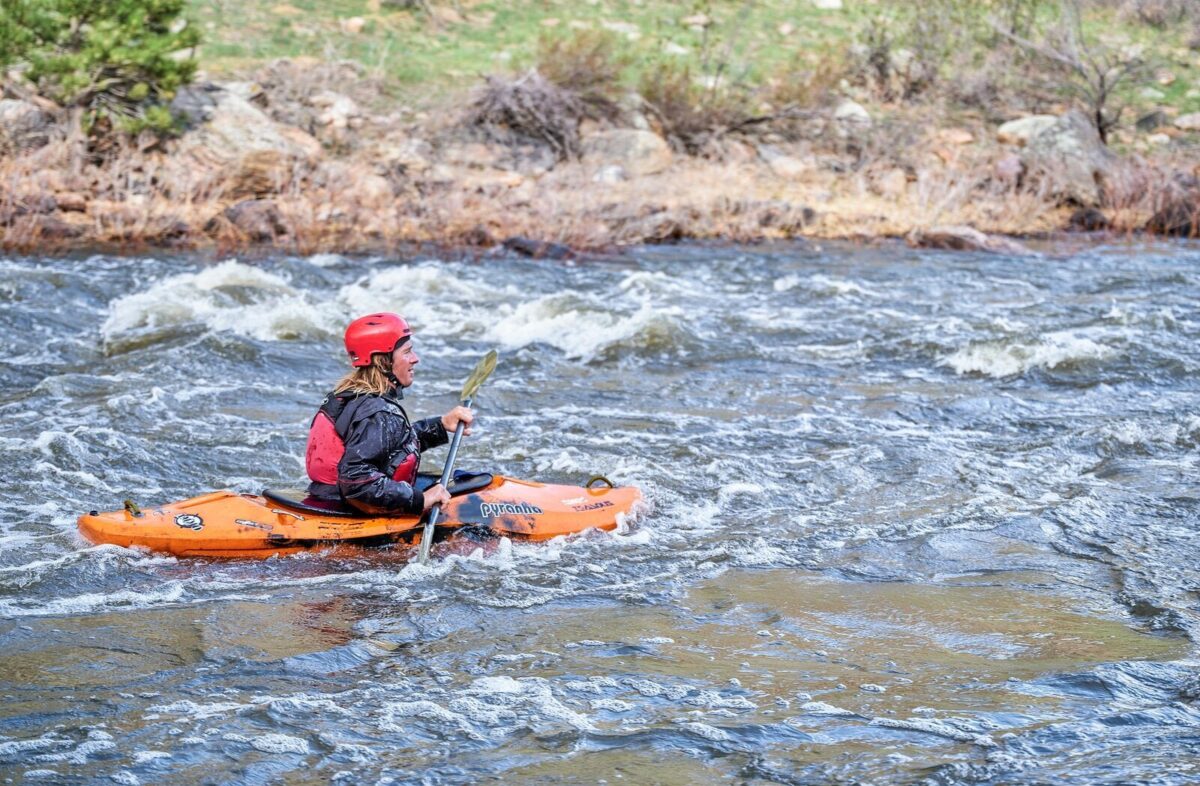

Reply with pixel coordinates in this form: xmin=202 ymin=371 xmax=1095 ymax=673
xmin=186 ymin=0 xmax=1200 ymax=116
xmin=187 ymin=0 xmax=874 ymax=104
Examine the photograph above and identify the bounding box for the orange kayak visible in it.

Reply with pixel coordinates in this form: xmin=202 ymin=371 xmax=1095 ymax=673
xmin=77 ymin=474 xmax=642 ymax=558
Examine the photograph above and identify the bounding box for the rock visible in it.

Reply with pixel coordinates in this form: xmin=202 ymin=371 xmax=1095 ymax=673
xmin=1174 ymin=112 xmax=1200 ymax=131
xmin=1022 ymin=110 xmax=1116 ymax=207
xmin=581 ymin=129 xmax=672 ymax=176
xmin=1147 ymin=133 xmax=1171 ymax=146
xmin=271 ymin=4 xmax=301 ymax=15
xmin=172 ymin=85 xmax=323 ymax=166
xmin=757 ymin=144 xmax=810 ymax=179
xmin=311 ymin=91 xmax=361 ymax=129
xmin=0 ymin=99 xmax=52 ymax=153
xmin=1067 ymin=207 xmax=1110 ymax=232
xmin=1140 ymin=86 xmax=1166 ymax=101
xmin=907 ymin=225 xmax=1033 ymax=255
xmin=340 ymin=16 xmax=365 ymax=34
xmin=938 ymin=128 xmax=975 ymax=145
xmin=431 ymin=6 xmax=464 ymax=24
xmin=778 ymin=22 xmax=795 ymax=36
xmin=30 ymin=214 xmax=85 ymax=241
xmin=662 ymin=41 xmax=690 ymax=56
xmin=222 ymin=81 xmax=267 ymax=107
xmin=1137 ymin=110 xmax=1169 ymax=132
xmin=358 ymin=173 xmax=395 ymax=204
xmin=443 ymin=142 xmax=502 ymax=169
xmin=993 ymin=153 xmax=1024 ymax=184
xmin=593 ymin=165 xmax=627 ymax=184
xmin=462 ymin=169 xmax=525 ymax=190
xmin=373 ymin=137 xmax=433 ymax=176
xmin=812 ymin=0 xmax=843 ymax=8
xmin=55 ymin=192 xmax=88 ymax=212
xmin=225 ymin=150 xmax=294 ymax=198
xmin=873 ymin=167 xmax=910 ymax=197
xmin=996 ymin=115 xmax=1057 ymax=146
xmin=1156 ymin=69 xmax=1177 ymax=86
xmin=1145 ymin=198 xmax=1200 ymax=237
xmin=502 ymin=236 xmax=576 ymax=260
xmin=834 ymin=100 xmax=871 ymax=126
xmin=681 ymin=13 xmax=711 ymax=27
xmin=748 ymin=200 xmax=814 ymax=233
xmin=207 ymin=199 xmax=288 ymax=243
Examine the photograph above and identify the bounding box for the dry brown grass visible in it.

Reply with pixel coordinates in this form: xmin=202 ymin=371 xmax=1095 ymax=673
xmin=2 ymin=105 xmax=1194 ymax=256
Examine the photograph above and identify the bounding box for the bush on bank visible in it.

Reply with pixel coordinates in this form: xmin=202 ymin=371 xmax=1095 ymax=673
xmin=0 ymin=0 xmax=199 ymax=133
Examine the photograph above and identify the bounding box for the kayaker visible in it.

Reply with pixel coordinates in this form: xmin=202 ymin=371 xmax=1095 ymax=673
xmin=304 ymin=312 xmax=473 ymax=515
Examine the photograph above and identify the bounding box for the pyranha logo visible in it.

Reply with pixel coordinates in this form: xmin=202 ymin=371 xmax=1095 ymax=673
xmin=480 ymin=502 xmax=544 ymax=518
xmin=174 ymin=513 xmax=203 ymax=531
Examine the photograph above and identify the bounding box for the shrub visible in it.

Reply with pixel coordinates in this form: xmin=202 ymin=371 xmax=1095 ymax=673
xmin=0 ymin=0 xmax=199 ymax=134
xmin=536 ymin=29 xmax=625 ymax=121
xmin=996 ymin=0 xmax=1149 ymax=144
xmin=637 ymin=59 xmax=757 ymax=154
xmin=465 ymin=69 xmax=590 ymax=160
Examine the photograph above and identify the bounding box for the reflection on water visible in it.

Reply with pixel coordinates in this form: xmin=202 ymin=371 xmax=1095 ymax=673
xmin=1 ymin=243 xmax=1199 ymax=784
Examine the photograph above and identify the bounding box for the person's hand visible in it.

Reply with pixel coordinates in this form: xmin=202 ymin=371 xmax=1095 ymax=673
xmin=422 ymin=483 xmax=450 ymax=511
xmin=441 ymin=405 xmax=474 ymax=435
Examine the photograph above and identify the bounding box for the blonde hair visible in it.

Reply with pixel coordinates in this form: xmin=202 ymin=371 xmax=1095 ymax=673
xmin=333 ymin=353 xmax=394 ymax=396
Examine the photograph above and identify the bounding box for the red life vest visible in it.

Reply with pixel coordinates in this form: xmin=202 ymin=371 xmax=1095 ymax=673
xmin=305 ymin=393 xmax=419 ymax=487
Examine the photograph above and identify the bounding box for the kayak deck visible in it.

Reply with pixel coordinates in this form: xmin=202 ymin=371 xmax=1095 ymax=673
xmin=77 ymin=475 xmax=642 ymax=558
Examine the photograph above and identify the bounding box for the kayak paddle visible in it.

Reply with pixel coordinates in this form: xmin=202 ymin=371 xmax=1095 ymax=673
xmin=415 ymin=349 xmax=498 ymax=564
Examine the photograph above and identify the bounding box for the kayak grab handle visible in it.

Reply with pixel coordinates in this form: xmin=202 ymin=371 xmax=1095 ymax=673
xmin=585 ymin=475 xmax=615 ymax=489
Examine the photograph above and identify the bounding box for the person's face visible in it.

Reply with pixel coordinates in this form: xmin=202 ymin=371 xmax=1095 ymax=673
xmin=391 ymin=339 xmax=419 ymax=387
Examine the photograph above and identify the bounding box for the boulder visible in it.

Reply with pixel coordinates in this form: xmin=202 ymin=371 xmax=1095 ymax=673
xmin=1022 ymin=111 xmax=1116 ymax=207
xmin=310 ymin=90 xmax=363 ymax=132
xmin=907 ymin=225 xmax=1033 ymax=255
xmin=1067 ymin=207 xmax=1111 ymax=232
xmin=757 ymin=144 xmax=811 ymax=179
xmin=502 ymin=236 xmax=575 ymax=260
xmin=873 ymin=167 xmax=910 ymax=197
xmin=373 ymin=137 xmax=433 ymax=176
xmin=0 ymin=99 xmax=52 ymax=153
xmin=172 ymin=85 xmax=323 ymax=167
xmin=1174 ymin=112 xmax=1200 ymax=131
xmin=206 ymin=199 xmax=288 ymax=243
xmin=581 ymin=129 xmax=672 ymax=176
xmin=938 ymin=128 xmax=975 ymax=145
xmin=996 ymin=115 xmax=1057 ymax=146
xmin=1145 ymin=198 xmax=1200 ymax=237
xmin=993 ymin=153 xmax=1024 ymax=184
xmin=593 ymin=165 xmax=627 ymax=184
xmin=834 ymin=100 xmax=871 ymax=126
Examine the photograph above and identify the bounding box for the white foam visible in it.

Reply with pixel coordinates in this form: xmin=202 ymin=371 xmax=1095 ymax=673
xmin=870 ymin=716 xmax=997 ymax=747
xmin=799 ymin=701 xmax=859 ymax=717
xmin=101 ymin=260 xmax=340 ymax=344
xmin=942 ymin=331 xmax=1114 ymax=377
xmin=485 ymin=297 xmax=684 ymax=360
xmin=675 ymin=721 xmax=732 ymax=742
xmin=249 ymin=734 xmax=310 ymax=755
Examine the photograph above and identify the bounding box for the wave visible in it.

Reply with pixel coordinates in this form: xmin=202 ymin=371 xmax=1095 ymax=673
xmin=942 ymin=330 xmax=1115 ymax=378
xmin=101 ymin=260 xmax=341 ymax=349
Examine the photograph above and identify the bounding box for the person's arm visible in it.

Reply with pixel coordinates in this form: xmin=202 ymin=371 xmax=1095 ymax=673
xmin=413 ymin=416 xmax=448 ymax=452
xmin=337 ymin=412 xmax=424 ymax=515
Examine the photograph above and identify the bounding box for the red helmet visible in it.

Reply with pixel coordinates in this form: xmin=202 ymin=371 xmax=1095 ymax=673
xmin=344 ymin=312 xmax=412 ymax=367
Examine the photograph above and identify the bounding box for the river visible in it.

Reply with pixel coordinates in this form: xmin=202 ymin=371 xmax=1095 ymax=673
xmin=1 ymin=242 xmax=1197 ymax=785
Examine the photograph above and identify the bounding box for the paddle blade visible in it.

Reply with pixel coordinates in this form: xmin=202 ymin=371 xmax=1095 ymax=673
xmin=461 ymin=350 xmax=498 ymax=401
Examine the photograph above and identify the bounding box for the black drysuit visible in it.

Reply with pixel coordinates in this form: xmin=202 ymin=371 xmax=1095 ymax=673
xmin=307 ymin=389 xmax=448 ymax=515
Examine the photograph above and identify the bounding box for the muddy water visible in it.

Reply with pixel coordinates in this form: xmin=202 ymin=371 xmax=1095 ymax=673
xmin=1 ymin=243 xmax=1198 ymax=784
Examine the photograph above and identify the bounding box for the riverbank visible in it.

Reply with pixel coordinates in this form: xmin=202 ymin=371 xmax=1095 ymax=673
xmin=2 ymin=92 xmax=1195 ymax=258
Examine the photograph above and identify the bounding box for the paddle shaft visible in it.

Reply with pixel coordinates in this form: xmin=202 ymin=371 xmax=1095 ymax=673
xmin=416 ymin=396 xmax=471 ymax=563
